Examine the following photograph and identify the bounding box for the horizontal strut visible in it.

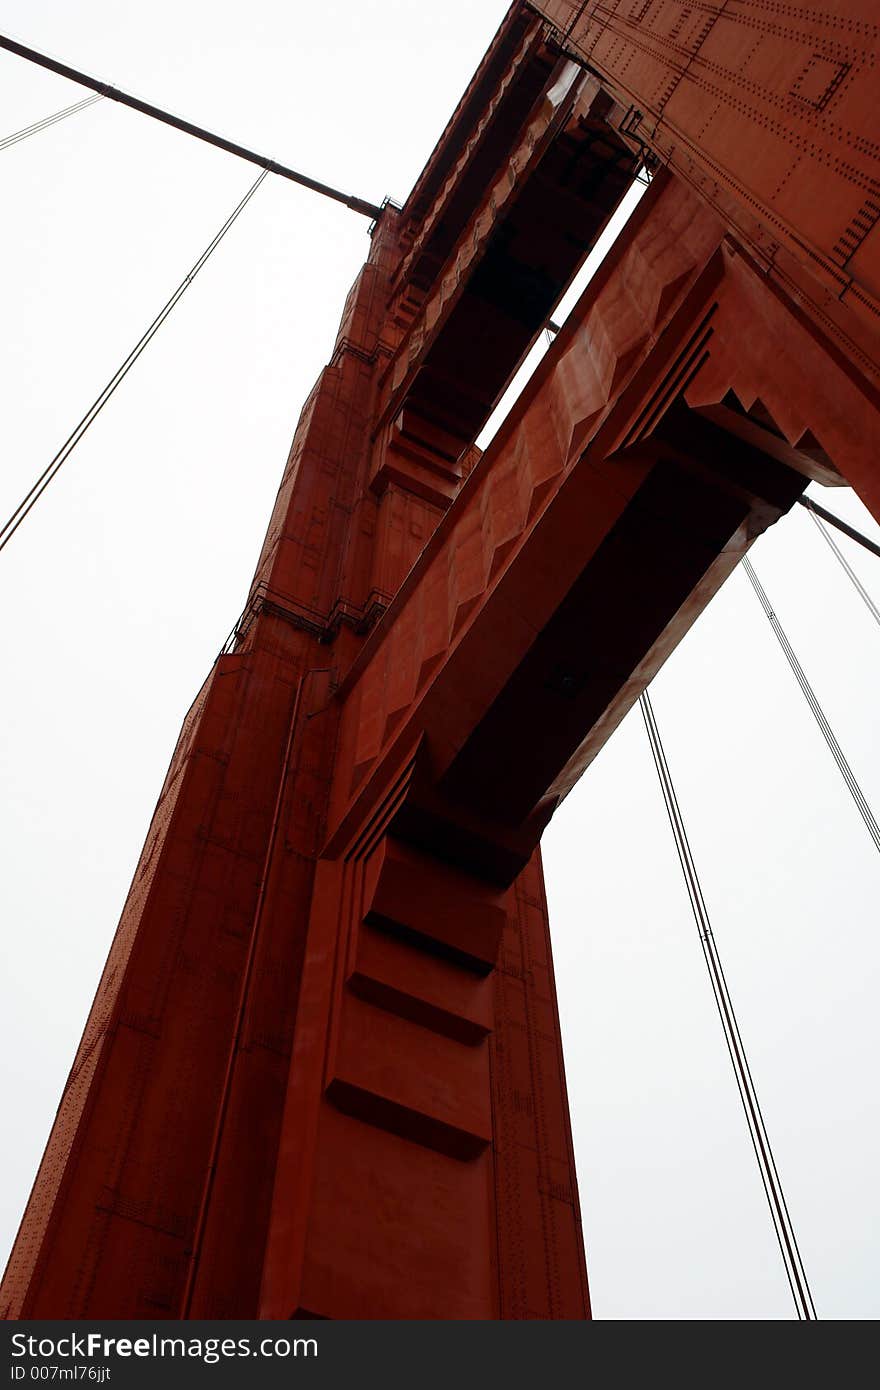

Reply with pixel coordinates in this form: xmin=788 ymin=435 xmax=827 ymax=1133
xmin=0 ymin=32 xmax=384 ymax=220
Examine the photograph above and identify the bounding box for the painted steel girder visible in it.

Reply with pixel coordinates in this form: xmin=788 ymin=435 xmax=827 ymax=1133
xmin=324 ymin=171 xmax=879 ymax=886
xmin=529 ymin=1 xmax=880 ymax=385
xmin=374 ymin=74 xmax=639 ymax=499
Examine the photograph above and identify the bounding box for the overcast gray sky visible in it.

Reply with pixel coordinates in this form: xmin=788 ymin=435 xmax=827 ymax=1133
xmin=1 ymin=0 xmax=878 ymax=1320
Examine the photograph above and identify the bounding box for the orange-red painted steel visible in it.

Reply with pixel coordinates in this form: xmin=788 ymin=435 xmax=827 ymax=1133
xmin=3 ymin=1 xmax=879 ymax=1319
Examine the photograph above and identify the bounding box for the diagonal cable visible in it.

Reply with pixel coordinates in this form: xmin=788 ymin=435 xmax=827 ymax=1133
xmin=0 ymin=167 xmax=268 ymax=555
xmin=742 ymin=555 xmax=880 ymax=853
xmin=0 ymin=32 xmax=382 ymax=218
xmin=639 ymin=687 xmax=817 ymax=1320
xmin=803 ymin=503 xmax=880 ymax=628
xmin=0 ymin=92 xmax=102 ymax=151
xmin=797 ymin=495 xmax=880 ymax=562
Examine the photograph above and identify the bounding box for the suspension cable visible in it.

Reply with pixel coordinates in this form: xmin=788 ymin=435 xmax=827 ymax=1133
xmin=0 ymin=92 xmax=102 ymax=151
xmin=0 ymin=32 xmax=383 ymax=219
xmin=0 ymin=167 xmax=268 ymax=556
xmin=797 ymin=495 xmax=880 ymax=562
xmin=741 ymin=556 xmax=880 ymax=853
xmin=638 ymin=688 xmax=817 ymax=1320
xmin=802 ymin=504 xmax=880 ymax=628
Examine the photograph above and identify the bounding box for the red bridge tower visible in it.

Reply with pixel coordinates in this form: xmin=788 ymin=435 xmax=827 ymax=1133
xmin=3 ymin=1 xmax=879 ymax=1318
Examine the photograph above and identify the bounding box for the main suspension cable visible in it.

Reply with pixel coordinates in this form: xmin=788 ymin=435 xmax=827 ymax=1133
xmin=638 ymin=688 xmax=817 ymax=1320
xmin=797 ymin=495 xmax=880 ymax=562
xmin=0 ymin=167 xmax=268 ymax=555
xmin=802 ymin=503 xmax=880 ymax=628
xmin=0 ymin=92 xmax=102 ymax=150
xmin=741 ymin=555 xmax=880 ymax=853
xmin=0 ymin=32 xmax=383 ymax=219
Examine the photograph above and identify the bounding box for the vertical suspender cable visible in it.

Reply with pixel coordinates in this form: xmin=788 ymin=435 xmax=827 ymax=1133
xmin=741 ymin=556 xmax=880 ymax=853
xmin=0 ymin=92 xmax=102 ymax=150
xmin=802 ymin=504 xmax=880 ymax=629
xmin=639 ymin=689 xmax=817 ymax=1319
xmin=0 ymin=167 xmax=268 ymax=555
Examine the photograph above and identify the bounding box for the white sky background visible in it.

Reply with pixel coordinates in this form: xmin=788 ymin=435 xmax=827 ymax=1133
xmin=0 ymin=0 xmax=878 ymax=1321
